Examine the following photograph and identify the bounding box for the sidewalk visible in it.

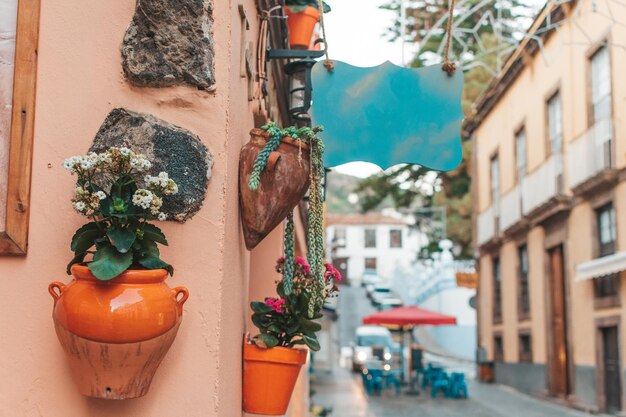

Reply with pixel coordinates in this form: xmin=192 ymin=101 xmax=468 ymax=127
xmin=311 ymin=366 xmax=596 ymax=417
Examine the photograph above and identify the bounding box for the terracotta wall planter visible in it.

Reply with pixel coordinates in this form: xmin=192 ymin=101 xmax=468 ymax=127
xmin=48 ymin=265 xmax=189 ymax=399
xmin=239 ymin=128 xmax=310 ymax=250
xmin=243 ymin=343 xmax=308 ymax=415
xmin=285 ymin=6 xmax=320 ymax=49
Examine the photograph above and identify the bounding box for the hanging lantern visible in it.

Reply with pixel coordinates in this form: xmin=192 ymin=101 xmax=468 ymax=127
xmin=284 ymin=58 xmax=316 ymax=120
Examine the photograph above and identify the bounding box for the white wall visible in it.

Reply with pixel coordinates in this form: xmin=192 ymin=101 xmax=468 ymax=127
xmin=326 ymin=223 xmax=425 ymax=284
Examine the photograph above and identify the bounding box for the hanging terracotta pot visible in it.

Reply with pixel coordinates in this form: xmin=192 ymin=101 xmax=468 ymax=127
xmin=285 ymin=6 xmax=320 ymax=49
xmin=239 ymin=128 xmax=310 ymax=250
xmin=48 ymin=265 xmax=189 ymax=399
xmin=243 ymin=343 xmax=308 ymax=415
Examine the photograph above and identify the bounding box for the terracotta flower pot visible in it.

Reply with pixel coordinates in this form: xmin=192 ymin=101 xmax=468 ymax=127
xmin=285 ymin=6 xmax=320 ymax=49
xmin=48 ymin=265 xmax=189 ymax=399
xmin=239 ymin=128 xmax=310 ymax=250
xmin=243 ymin=343 xmax=308 ymax=415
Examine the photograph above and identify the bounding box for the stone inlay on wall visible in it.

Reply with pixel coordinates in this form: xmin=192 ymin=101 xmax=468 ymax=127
xmin=90 ymin=108 xmax=213 ymax=221
xmin=122 ymin=0 xmax=215 ymax=90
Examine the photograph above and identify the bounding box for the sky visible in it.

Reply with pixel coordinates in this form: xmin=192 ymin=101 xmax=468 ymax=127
xmin=322 ymin=0 xmax=406 ymax=178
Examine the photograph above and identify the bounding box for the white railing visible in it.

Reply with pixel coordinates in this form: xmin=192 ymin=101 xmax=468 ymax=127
xmin=477 ymin=206 xmax=495 ymax=246
xmin=499 ymin=185 xmax=521 ymax=232
xmin=522 ymin=156 xmax=559 ymax=215
xmin=568 ymin=118 xmax=613 ymax=189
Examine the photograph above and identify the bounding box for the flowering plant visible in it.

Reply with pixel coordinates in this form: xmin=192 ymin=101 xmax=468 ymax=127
xmin=285 ymin=0 xmax=331 ymax=13
xmin=250 ymin=256 xmax=341 ymax=351
xmin=63 ymin=147 xmax=178 ymax=280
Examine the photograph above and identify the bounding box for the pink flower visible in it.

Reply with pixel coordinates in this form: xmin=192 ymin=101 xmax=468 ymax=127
xmin=264 ymin=297 xmax=286 ymax=313
xmin=324 ymin=262 xmax=342 ymax=282
xmin=296 ymin=256 xmax=312 ymax=275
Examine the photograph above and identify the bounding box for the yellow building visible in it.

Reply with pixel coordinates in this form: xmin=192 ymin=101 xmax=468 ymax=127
xmin=469 ymin=0 xmax=626 ymax=413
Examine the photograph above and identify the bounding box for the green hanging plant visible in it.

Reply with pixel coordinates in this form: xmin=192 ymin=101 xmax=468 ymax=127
xmin=285 ymin=0 xmax=331 ymax=13
xmin=248 ymin=122 xmax=340 ymax=351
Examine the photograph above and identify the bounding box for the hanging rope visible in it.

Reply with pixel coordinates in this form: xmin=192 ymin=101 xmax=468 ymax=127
xmin=317 ymin=0 xmax=334 ymax=71
xmin=442 ymin=0 xmax=457 ymax=75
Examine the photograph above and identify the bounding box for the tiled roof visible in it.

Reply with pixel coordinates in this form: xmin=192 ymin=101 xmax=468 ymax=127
xmin=326 ymin=213 xmax=408 ymax=226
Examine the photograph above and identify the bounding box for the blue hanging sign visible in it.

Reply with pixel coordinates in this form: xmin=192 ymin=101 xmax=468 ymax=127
xmin=311 ymin=60 xmax=464 ymax=172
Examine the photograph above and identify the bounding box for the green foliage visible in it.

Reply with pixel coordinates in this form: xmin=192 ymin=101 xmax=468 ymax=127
xmin=250 ymin=258 xmax=341 ymax=352
xmin=285 ymin=0 xmax=331 ymax=13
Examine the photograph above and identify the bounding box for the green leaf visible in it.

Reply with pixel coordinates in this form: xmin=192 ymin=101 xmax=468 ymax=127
xmin=251 ymin=301 xmax=273 ymax=314
xmin=267 ymin=324 xmax=282 ymax=333
xmin=70 ymin=222 xmax=103 ymax=253
xmin=107 ymin=227 xmax=136 ymax=253
xmin=66 ymin=251 xmax=88 ymax=274
xmin=142 ymin=223 xmax=168 ymax=245
xmin=299 ymin=317 xmax=322 ymax=333
xmin=88 ymin=244 xmax=133 ymax=280
xmin=303 ymin=335 xmax=320 ymax=351
xmin=251 ymin=313 xmax=270 ymax=329
xmin=257 ymin=333 xmax=279 ymax=348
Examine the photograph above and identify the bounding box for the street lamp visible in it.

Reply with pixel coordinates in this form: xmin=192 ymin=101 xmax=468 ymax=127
xmin=284 ymin=58 xmax=316 ymax=120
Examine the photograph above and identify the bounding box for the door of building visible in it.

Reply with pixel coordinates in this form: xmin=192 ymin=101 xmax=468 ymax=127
xmin=602 ymin=325 xmax=621 ymax=413
xmin=548 ymin=245 xmax=570 ymax=397
xmin=333 ymin=257 xmax=348 ymax=284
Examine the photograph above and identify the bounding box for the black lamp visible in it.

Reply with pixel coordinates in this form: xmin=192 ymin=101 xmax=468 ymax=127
xmin=284 ymin=58 xmax=316 ymax=120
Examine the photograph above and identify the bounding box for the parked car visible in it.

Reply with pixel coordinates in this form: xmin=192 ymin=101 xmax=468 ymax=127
xmin=362 ymin=271 xmax=382 ymax=287
xmin=370 ymin=284 xmax=394 ymax=306
xmin=377 ymin=297 xmax=403 ymax=310
xmin=352 ymin=326 xmax=397 ymax=371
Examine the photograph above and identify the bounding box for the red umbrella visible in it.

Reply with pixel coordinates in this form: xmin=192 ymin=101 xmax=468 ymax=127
xmin=363 ymin=306 xmax=457 ymax=327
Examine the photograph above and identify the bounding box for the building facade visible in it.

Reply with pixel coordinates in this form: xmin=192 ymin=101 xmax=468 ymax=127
xmin=0 ymin=1 xmax=312 ymax=416
xmin=326 ymin=212 xmax=426 ymax=285
xmin=471 ymin=0 xmax=626 ymax=413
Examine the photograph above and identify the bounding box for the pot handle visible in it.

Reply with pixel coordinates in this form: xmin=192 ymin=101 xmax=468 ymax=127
xmin=48 ymin=281 xmax=66 ymax=302
xmin=173 ymin=287 xmax=189 ymax=314
xmin=267 ymin=152 xmax=281 ymax=171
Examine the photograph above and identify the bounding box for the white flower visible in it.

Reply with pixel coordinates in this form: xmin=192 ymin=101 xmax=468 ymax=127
xmin=158 ymin=212 xmax=167 ymax=221
xmin=73 ymin=201 xmax=86 ymax=212
xmin=95 ymin=191 xmax=107 ymax=200
xmin=63 ymin=159 xmax=74 ymax=171
xmin=80 ymin=159 xmax=94 ymax=170
xmin=132 ymin=189 xmax=154 ymax=209
xmin=120 ymin=147 xmax=131 ymax=157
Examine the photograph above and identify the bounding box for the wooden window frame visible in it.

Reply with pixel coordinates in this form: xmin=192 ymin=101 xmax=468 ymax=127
xmin=493 ymin=332 xmax=504 ymax=362
xmin=389 ymin=229 xmax=402 ymax=248
xmin=517 ymin=243 xmax=531 ymax=321
xmin=593 ymin=202 xmax=620 ymax=308
xmin=364 ymin=228 xmax=376 ymax=248
xmin=518 ymin=328 xmax=533 ymax=363
xmin=585 ymin=33 xmax=613 ymax=129
xmin=493 ymin=256 xmax=502 ymax=324
xmin=0 ymin=0 xmax=40 ymax=255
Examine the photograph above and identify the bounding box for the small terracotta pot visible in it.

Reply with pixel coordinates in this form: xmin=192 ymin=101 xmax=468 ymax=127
xmin=239 ymin=128 xmax=310 ymax=250
xmin=243 ymin=343 xmax=308 ymax=415
xmin=48 ymin=265 xmax=189 ymax=399
xmin=285 ymin=6 xmax=320 ymax=49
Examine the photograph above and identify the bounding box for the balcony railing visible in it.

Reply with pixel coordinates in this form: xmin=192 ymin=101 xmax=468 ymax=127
xmin=499 ymin=185 xmax=522 ymax=232
xmin=568 ymin=118 xmax=613 ymax=190
xmin=477 ymin=206 xmax=495 ymax=246
xmin=522 ymin=155 xmax=560 ymax=215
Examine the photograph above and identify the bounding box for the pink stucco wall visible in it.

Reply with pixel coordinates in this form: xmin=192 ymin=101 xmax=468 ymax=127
xmin=0 ymin=1 xmax=292 ymax=416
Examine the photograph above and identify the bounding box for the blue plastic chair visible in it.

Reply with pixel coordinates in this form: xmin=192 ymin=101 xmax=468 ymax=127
xmin=362 ymin=369 xmax=384 ymax=395
xmin=384 ymin=369 xmax=402 ymax=395
xmin=431 ymin=371 xmax=450 ymax=398
xmin=449 ymin=372 xmax=468 ymax=399
xmin=422 ymin=364 xmax=444 ymax=388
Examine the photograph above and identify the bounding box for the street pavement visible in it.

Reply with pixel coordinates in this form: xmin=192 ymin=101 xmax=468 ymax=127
xmin=311 ymin=285 xmax=594 ymax=417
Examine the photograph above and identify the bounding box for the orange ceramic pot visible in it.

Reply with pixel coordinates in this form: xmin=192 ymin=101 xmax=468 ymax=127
xmin=243 ymin=343 xmax=308 ymax=415
xmin=285 ymin=6 xmax=320 ymax=49
xmin=48 ymin=265 xmax=189 ymax=399
xmin=49 ymin=265 xmax=189 ymax=343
